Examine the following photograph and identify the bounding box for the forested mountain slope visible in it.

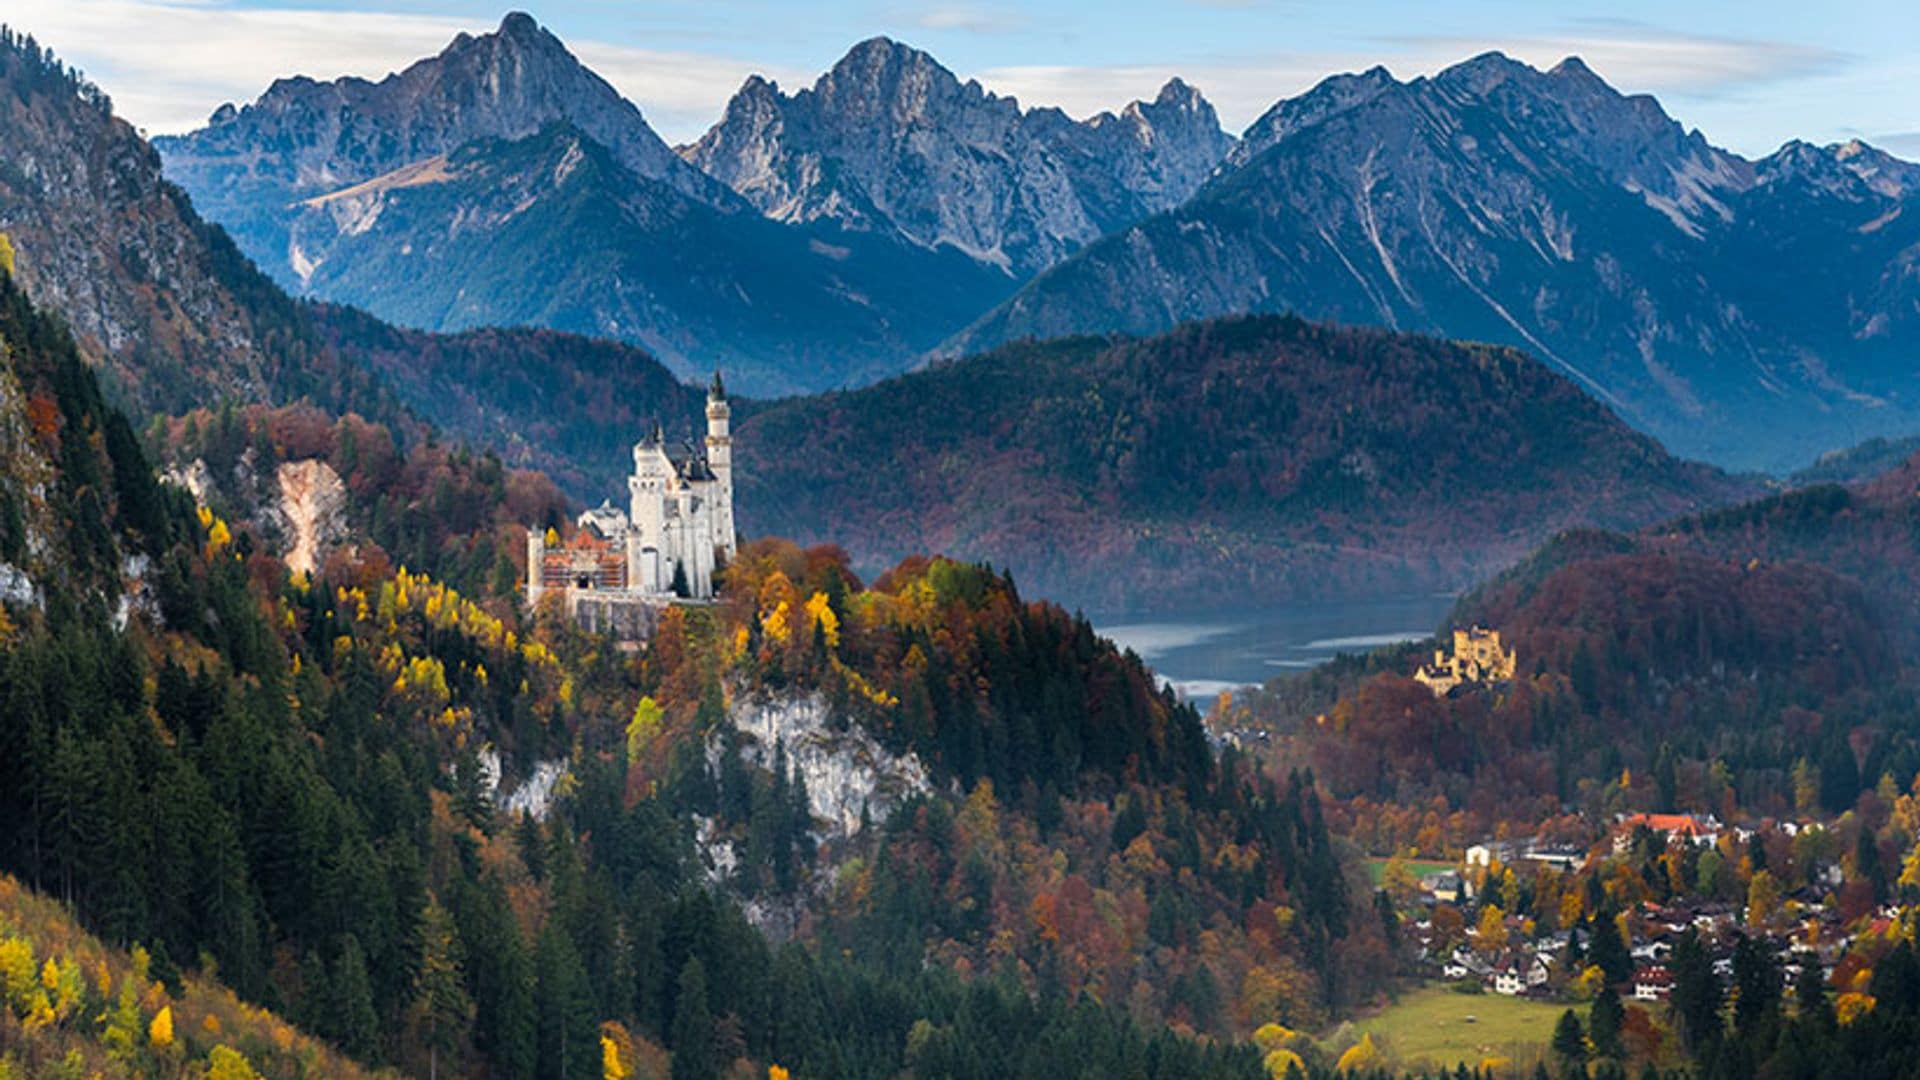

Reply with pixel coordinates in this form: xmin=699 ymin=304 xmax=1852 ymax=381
xmin=0 ymin=27 xmax=393 ymax=421
xmin=737 ymin=315 xmax=1753 ymax=612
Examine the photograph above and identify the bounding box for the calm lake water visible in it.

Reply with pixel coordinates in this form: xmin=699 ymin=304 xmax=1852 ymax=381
xmin=1093 ymin=595 xmax=1459 ymax=708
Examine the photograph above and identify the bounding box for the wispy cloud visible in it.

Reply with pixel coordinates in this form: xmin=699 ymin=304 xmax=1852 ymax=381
xmin=1875 ymin=132 xmax=1920 ymax=157
xmin=975 ymin=21 xmax=1851 ymax=141
xmin=0 ymin=2 xmax=1878 ymax=158
xmin=5 ymin=0 xmax=479 ymax=134
xmin=0 ymin=0 xmax=806 ymax=142
xmin=1390 ymin=20 xmax=1847 ymax=98
xmin=907 ymin=5 xmax=1030 ymax=35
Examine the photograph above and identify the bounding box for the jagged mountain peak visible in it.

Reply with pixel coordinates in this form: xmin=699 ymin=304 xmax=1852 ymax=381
xmin=1757 ymin=137 xmax=1920 ymax=200
xmin=1431 ymin=48 xmax=1533 ymax=91
xmin=1228 ymin=64 xmax=1399 ymax=166
xmin=807 ymin=35 xmax=1006 ymax=123
xmin=497 ymin=9 xmax=541 ymax=37
xmin=685 ymin=38 xmax=1232 ymax=276
xmin=159 ymin=12 xmax=731 ymax=213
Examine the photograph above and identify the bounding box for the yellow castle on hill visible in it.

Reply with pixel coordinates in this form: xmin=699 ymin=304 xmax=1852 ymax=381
xmin=1413 ymin=627 xmax=1517 ymax=696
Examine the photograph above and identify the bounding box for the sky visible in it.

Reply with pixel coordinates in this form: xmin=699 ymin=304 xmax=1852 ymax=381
xmin=6 ymin=0 xmax=1918 ymax=159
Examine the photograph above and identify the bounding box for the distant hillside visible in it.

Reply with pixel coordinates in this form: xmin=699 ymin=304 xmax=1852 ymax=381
xmin=308 ymin=303 xmax=707 ymax=497
xmin=736 ymin=315 xmax=1753 ymax=612
xmin=1790 ymin=434 xmax=1920 ymax=486
xmin=1224 ymin=457 xmax=1920 ymax=843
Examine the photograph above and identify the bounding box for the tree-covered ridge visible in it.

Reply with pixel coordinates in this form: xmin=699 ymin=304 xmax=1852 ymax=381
xmin=154 ymin=400 xmax=570 ymax=601
xmin=714 ymin=542 xmax=1212 ymax=794
xmin=308 ymin=305 xmax=707 ymax=499
xmin=738 ymin=315 xmax=1751 ymax=612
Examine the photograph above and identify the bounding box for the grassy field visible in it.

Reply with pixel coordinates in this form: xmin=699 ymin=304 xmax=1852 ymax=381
xmin=1365 ymin=856 xmax=1455 ymax=887
xmin=1348 ymin=984 xmax=1568 ymax=1070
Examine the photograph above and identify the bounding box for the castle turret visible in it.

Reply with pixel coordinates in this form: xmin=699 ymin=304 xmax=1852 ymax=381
xmin=526 ymin=528 xmax=546 ymax=608
xmin=705 ymin=371 xmax=736 ymax=561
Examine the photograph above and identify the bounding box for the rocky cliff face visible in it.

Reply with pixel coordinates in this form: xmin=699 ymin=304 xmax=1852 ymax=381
xmin=260 ymin=122 xmax=1009 ymax=395
xmin=956 ymin=53 xmax=1920 ymax=471
xmin=0 ymin=31 xmax=282 ymax=413
xmin=155 ymin=11 xmax=732 ymax=293
xmin=684 ymin=38 xmax=1234 ymax=277
xmin=727 ymin=692 xmax=931 ymax=840
xmin=271 ymin=459 xmax=348 ymax=577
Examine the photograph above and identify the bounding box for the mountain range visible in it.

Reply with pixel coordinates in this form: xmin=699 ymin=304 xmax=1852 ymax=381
xmin=960 ymin=55 xmax=1920 ymax=470
xmin=684 ymin=38 xmax=1233 ymax=278
xmin=154 ymin=15 xmax=1233 ymax=395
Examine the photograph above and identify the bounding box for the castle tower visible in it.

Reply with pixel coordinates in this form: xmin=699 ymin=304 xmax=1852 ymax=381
xmin=629 ymin=420 xmax=669 ymax=592
xmin=704 ymin=371 xmax=736 ymax=562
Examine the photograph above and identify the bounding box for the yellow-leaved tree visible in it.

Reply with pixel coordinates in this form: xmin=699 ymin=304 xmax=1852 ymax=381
xmin=149 ymin=1004 xmax=174 ymax=1049
xmin=1474 ymin=903 xmax=1507 ymax=956
xmin=0 ymin=232 xmax=14 ymax=276
xmin=627 ymin=696 xmax=664 ymax=762
xmin=803 ymin=591 xmax=839 ymax=648
xmin=601 ymin=1034 xmax=629 ymax=1080
xmin=1335 ymin=1032 xmax=1381 ymax=1073
xmin=1264 ymin=1047 xmax=1306 ymax=1078
xmin=207 ymin=1045 xmax=263 ymax=1080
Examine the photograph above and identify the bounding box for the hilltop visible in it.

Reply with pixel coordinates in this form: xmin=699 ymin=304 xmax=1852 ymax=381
xmin=738 ymin=315 xmax=1753 ymax=612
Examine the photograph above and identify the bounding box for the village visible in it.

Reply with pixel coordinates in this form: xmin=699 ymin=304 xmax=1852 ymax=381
xmin=1352 ymin=796 xmax=1914 ymax=1072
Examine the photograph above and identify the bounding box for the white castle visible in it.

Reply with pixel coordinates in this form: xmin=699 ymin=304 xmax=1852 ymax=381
xmin=525 ymin=375 xmax=737 ymax=628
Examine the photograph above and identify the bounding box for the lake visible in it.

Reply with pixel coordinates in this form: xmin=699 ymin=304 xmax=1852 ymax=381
xmin=1093 ymin=595 xmax=1459 ymax=708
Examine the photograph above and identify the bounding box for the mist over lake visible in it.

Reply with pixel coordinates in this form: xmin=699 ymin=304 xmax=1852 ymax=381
xmin=1095 ymin=595 xmax=1458 ymax=707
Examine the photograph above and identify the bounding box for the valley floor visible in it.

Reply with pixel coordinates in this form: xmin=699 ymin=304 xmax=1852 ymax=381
xmin=1340 ymin=984 xmax=1566 ymax=1071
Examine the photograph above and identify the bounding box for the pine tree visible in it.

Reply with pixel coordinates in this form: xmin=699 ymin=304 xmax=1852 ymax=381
xmin=670 ymin=957 xmax=717 ymax=1080
xmin=412 ymin=898 xmax=473 ymax=1080
xmin=331 ymin=934 xmax=382 ymax=1065
xmin=517 ymin=812 xmax=546 ymax=882
xmin=1589 ymin=911 xmax=1631 ymax=984
xmin=1794 ymin=959 xmax=1834 ymax=1033
xmin=1670 ymin=929 xmax=1722 ymax=1053
xmin=1590 ymin=985 xmax=1625 ymax=1060
xmin=1731 ymin=932 xmax=1780 ymax=1037
xmin=534 ymin=924 xmax=596 ymax=1080
xmin=1551 ymin=1009 xmax=1587 ymax=1072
